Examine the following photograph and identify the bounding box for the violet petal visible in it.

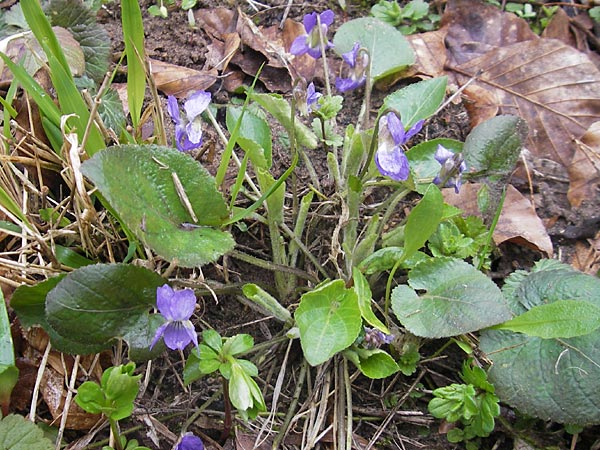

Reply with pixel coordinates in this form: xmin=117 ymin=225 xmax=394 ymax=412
xmin=375 ymin=146 xmax=410 ymax=181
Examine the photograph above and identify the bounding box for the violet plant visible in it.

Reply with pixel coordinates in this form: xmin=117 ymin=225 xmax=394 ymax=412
xmin=3 ymin=4 xmax=600 ymax=450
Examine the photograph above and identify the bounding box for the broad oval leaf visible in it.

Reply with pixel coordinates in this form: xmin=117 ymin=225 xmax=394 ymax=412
xmin=81 ymin=144 xmax=234 ymax=267
xmin=382 ymin=77 xmax=447 ymax=128
xmin=493 ymin=300 xmax=600 ymax=339
xmin=45 ymin=263 xmax=165 ymax=355
xmin=295 ymin=280 xmax=362 ymax=366
xmin=333 ymin=17 xmax=415 ymax=82
xmin=226 ymin=106 xmax=272 ymax=169
xmin=480 ymin=263 xmax=600 ymax=425
xmin=463 ymin=115 xmax=528 ymax=178
xmin=392 ymin=257 xmax=511 ymax=338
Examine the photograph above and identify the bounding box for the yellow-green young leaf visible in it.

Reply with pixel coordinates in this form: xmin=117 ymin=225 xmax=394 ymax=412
xmin=493 ymin=300 xmax=600 ymax=338
xmin=121 ymin=0 xmax=146 ymax=128
xmin=402 ymin=184 xmax=443 ymax=263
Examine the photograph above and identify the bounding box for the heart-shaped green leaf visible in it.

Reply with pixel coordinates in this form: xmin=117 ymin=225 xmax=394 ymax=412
xmin=333 ymin=17 xmax=415 ymax=82
xmin=382 ymin=77 xmax=447 ymax=128
xmin=0 ymin=415 xmax=54 ymax=450
xmin=81 ymin=144 xmax=234 ymax=267
xmin=392 ymin=257 xmax=511 ymax=337
xmin=295 ymin=280 xmax=362 ymax=366
xmin=480 ymin=262 xmax=600 ymax=425
xmin=45 ymin=263 xmax=165 ymax=358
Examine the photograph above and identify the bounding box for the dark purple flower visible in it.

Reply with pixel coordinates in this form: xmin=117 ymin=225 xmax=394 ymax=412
xmin=433 ymin=145 xmax=467 ymax=193
xmin=175 ymin=432 xmax=204 ymax=450
xmin=374 ymin=113 xmax=424 ymax=181
xmin=335 ymin=42 xmax=369 ymax=92
xmin=290 ymin=10 xmax=334 ymax=59
xmin=363 ymin=327 xmax=394 ymax=349
xmin=167 ymin=91 xmax=211 ymax=152
xmin=150 ymin=285 xmax=198 ymax=351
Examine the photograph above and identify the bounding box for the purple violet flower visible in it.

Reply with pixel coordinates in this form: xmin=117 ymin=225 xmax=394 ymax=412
xmin=150 ymin=284 xmax=198 ymax=351
xmin=363 ymin=327 xmax=394 ymax=349
xmin=167 ymin=91 xmax=211 ymax=152
xmin=433 ymin=145 xmax=467 ymax=193
xmin=375 ymin=113 xmax=424 ymax=181
xmin=290 ymin=10 xmax=334 ymax=59
xmin=175 ymin=432 xmax=204 ymax=450
xmin=335 ymin=42 xmax=369 ymax=92
xmin=294 ymin=81 xmax=322 ymax=116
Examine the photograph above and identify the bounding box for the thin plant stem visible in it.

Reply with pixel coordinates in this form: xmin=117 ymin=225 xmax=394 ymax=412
xmin=220 ymin=378 xmax=233 ymax=442
xmin=317 ymin=15 xmax=332 ymax=97
xmin=477 ymin=186 xmax=506 ymax=270
xmin=109 ymin=419 xmax=124 ymax=450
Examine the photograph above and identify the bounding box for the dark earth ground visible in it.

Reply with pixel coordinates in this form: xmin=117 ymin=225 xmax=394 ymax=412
xmin=6 ymin=0 xmax=600 ymax=449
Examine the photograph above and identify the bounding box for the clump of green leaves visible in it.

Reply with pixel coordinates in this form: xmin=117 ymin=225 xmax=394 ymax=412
xmin=370 ymin=0 xmax=439 ymax=34
xmin=148 ymin=0 xmax=197 ymax=18
xmin=428 ymin=360 xmax=500 ymax=448
xmin=428 ymin=215 xmax=491 ymax=269
xmin=75 ymin=363 xmax=150 ymax=450
xmin=504 ymin=2 xmax=558 ymax=34
xmin=184 ymin=330 xmax=266 ymax=420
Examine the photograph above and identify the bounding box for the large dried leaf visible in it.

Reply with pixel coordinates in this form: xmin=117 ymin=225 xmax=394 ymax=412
xmin=194 ymin=8 xmax=297 ymax=92
xmin=442 ymin=0 xmax=600 ymax=208
xmin=444 ymin=0 xmax=537 ymax=64
xmin=443 ymin=183 xmax=553 ymax=256
xmin=150 ymin=58 xmax=217 ymax=98
xmin=449 ymin=38 xmax=600 ymax=169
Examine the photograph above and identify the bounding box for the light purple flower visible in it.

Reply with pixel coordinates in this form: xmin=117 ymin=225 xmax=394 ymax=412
xmin=294 ymin=81 xmax=322 ymax=116
xmin=433 ymin=145 xmax=467 ymax=193
xmin=306 ymin=83 xmax=321 ymax=112
xmin=175 ymin=432 xmax=204 ymax=450
xmin=374 ymin=113 xmax=424 ymax=181
xmin=150 ymin=285 xmax=198 ymax=351
xmin=167 ymin=91 xmax=211 ymax=152
xmin=290 ymin=10 xmax=334 ymax=59
xmin=335 ymin=42 xmax=369 ymax=92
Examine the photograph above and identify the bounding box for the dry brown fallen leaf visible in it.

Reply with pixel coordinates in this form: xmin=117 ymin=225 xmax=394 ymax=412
xmin=195 ymin=8 xmax=303 ymax=92
xmin=567 ymin=121 xmax=600 ymax=207
xmin=150 ymin=58 xmax=218 ymax=98
xmin=442 ymin=0 xmax=600 ymax=208
xmin=443 ymin=183 xmax=553 ymax=256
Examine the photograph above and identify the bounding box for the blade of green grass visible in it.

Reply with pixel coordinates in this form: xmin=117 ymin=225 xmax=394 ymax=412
xmin=121 ymin=0 xmax=146 ymax=129
xmin=18 ymin=1 xmax=105 ymax=154
xmin=0 ymin=287 xmax=19 ymax=415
